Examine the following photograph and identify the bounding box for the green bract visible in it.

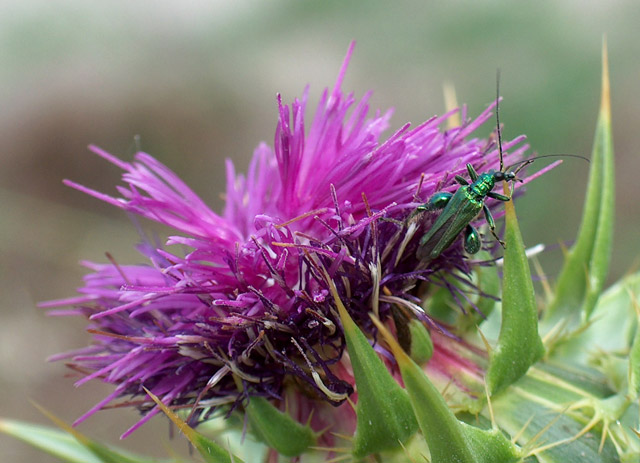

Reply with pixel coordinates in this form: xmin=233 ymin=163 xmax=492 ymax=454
xmin=543 ymin=43 xmax=615 ymax=328
xmin=486 ymin=181 xmax=545 ymax=395
xmin=328 ymin=277 xmax=419 ymax=457
xmin=245 ymin=396 xmax=316 ymax=457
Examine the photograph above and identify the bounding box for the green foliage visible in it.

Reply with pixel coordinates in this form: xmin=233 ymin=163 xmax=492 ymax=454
xmin=492 ymin=386 xmax=621 ymax=462
xmin=487 ymin=184 xmax=545 ymax=395
xmin=629 ymin=307 xmax=640 ymax=398
xmin=0 ymin=411 xmax=172 ymax=463
xmin=245 ymin=396 xmax=315 ymax=457
xmin=373 ymin=316 xmax=521 ymax=463
xmin=145 ymin=388 xmax=243 ymax=463
xmin=407 ymin=318 xmax=434 ymax=364
xmin=328 ymin=278 xmax=419 ymax=458
xmin=551 ymin=272 xmax=640 ymax=367
xmin=0 ymin=418 xmax=105 ymax=463
xmin=544 ymin=44 xmax=615 ymax=327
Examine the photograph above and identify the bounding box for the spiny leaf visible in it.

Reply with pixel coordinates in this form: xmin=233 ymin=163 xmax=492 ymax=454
xmin=144 ymin=388 xmax=243 ymax=463
xmin=487 ymin=182 xmax=544 ymax=395
xmin=1 ymin=404 xmax=169 ymax=463
xmin=326 ymin=276 xmax=418 ymax=458
xmin=245 ymin=396 xmax=315 ymax=457
xmin=407 ymin=318 xmax=434 ymax=364
xmin=629 ymin=290 xmax=640 ymax=398
xmin=492 ymin=386 xmax=621 ymax=462
xmin=371 ymin=316 xmax=520 ymax=463
xmin=544 ymin=38 xmax=615 ymax=325
xmin=551 ymin=272 xmax=640 ymax=367
xmin=0 ymin=417 xmax=103 ymax=463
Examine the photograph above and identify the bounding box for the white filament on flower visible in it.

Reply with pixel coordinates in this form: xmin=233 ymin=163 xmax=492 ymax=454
xmin=291 ymin=338 xmax=349 ymax=402
xmin=369 ymin=261 xmax=381 ymax=318
xmin=378 ymin=295 xmax=427 ymax=317
xmin=395 ymin=220 xmax=420 ymax=266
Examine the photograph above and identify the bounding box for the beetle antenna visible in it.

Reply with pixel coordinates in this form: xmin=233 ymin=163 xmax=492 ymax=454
xmin=512 ymin=159 xmax=536 ymax=179
xmin=508 ymin=153 xmax=590 ymax=177
xmin=496 ymin=69 xmax=504 ymax=173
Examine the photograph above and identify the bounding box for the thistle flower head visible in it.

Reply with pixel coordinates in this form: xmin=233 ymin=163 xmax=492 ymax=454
xmin=43 ymin=44 xmax=533 ymax=438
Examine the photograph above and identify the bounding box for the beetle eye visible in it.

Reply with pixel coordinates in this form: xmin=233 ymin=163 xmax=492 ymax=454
xmin=494 ymin=172 xmax=505 ymax=180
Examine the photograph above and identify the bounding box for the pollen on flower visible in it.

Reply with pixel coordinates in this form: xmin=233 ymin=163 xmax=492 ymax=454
xmin=42 ymin=42 xmax=531 ymax=438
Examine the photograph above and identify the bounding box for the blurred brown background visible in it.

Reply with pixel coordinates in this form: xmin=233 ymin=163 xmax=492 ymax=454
xmin=1 ymin=1 xmax=639 ymax=461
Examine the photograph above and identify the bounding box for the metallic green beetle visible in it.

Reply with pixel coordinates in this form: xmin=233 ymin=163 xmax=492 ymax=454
xmin=412 ymin=147 xmax=589 ymax=260
xmin=414 ymin=73 xmax=587 ymax=261
xmin=415 ymin=160 xmax=529 ymax=261
xmin=414 ymin=72 xmax=537 ymax=261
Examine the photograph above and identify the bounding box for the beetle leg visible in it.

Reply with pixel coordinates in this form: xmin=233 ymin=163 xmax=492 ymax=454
xmin=454 ymin=175 xmax=469 ymax=186
xmin=407 ymin=191 xmax=453 ymax=222
xmin=466 ymin=163 xmax=478 ymax=182
xmin=483 ymin=203 xmax=506 ymax=248
xmin=427 ymin=191 xmax=453 ymax=210
xmin=464 ymin=224 xmax=481 ymax=254
xmin=487 ymin=191 xmax=510 ymax=201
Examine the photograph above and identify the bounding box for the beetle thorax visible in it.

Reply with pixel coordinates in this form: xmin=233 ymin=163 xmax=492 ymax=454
xmin=469 ymin=172 xmax=496 ymax=198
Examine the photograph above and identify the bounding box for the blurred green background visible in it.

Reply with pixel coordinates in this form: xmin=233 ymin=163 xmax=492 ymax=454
xmin=1 ymin=1 xmax=638 ymax=461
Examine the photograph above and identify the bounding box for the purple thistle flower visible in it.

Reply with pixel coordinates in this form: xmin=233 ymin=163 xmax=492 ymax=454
xmin=43 ymin=43 xmax=541 ymax=438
